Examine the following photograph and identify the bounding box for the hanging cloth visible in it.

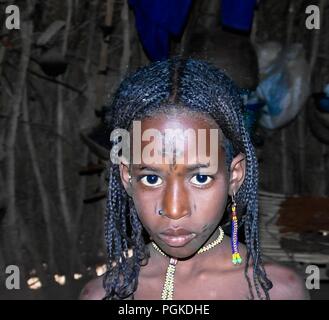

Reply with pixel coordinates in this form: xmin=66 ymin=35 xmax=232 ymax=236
xmin=221 ymin=0 xmax=257 ymax=32
xmin=129 ymin=0 xmax=192 ymax=61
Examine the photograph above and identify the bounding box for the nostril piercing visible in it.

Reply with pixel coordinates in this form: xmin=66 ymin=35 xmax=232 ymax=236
xmin=158 ymin=209 xmax=165 ymax=216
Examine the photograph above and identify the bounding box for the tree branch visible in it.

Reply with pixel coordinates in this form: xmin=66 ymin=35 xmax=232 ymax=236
xmin=22 ymin=88 xmax=57 ymax=273
xmin=3 ymin=5 xmax=34 ymax=268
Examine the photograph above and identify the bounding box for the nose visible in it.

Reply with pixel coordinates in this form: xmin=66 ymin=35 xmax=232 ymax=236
xmin=162 ymin=178 xmax=190 ymax=220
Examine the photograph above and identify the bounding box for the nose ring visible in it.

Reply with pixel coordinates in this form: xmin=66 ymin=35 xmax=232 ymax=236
xmin=158 ymin=209 xmax=165 ymax=216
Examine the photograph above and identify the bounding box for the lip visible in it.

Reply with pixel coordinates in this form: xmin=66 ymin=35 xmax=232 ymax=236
xmin=159 ymin=228 xmax=196 ymax=247
xmin=161 ymin=228 xmax=195 ymax=236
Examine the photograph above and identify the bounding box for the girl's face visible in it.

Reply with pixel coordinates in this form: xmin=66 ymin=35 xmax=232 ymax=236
xmin=120 ymin=113 xmax=245 ymax=259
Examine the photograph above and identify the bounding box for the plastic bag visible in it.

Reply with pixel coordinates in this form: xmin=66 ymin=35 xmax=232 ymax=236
xmin=256 ymin=43 xmax=310 ymax=129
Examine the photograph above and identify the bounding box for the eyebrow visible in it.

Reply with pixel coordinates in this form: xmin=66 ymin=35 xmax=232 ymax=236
xmin=136 ymin=165 xmax=162 ymax=173
xmin=136 ymin=163 xmax=211 ymax=173
xmin=186 ymin=163 xmax=210 ymax=171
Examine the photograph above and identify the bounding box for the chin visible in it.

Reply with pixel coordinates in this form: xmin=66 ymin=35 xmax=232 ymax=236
xmin=160 ymin=243 xmax=200 ymax=259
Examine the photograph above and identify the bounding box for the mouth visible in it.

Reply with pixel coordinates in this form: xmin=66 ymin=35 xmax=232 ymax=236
xmin=158 ymin=233 xmax=196 ymax=247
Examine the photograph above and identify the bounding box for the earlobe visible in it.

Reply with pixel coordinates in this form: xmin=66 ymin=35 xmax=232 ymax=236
xmin=228 ymin=153 xmax=246 ymax=195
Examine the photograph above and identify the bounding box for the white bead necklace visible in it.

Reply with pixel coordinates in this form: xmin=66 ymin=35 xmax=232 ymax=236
xmin=151 ymin=226 xmax=224 ymax=300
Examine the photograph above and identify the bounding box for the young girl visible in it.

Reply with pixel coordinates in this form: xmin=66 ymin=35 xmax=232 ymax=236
xmin=80 ymin=58 xmax=308 ymax=300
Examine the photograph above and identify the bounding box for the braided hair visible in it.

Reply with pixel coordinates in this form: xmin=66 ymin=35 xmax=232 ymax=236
xmin=102 ymin=57 xmax=273 ymax=300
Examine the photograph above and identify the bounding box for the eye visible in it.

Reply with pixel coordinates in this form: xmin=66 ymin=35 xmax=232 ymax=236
xmin=190 ymin=174 xmax=213 ymax=186
xmin=140 ymin=175 xmax=163 ymax=187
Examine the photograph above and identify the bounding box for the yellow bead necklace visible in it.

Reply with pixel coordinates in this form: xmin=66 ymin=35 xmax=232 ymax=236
xmin=151 ymin=226 xmax=224 ymax=300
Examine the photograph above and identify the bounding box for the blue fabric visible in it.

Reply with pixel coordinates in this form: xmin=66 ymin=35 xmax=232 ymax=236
xmin=221 ymin=0 xmax=257 ymax=32
xmin=319 ymin=97 xmax=329 ymax=112
xmin=129 ymin=0 xmax=192 ymax=61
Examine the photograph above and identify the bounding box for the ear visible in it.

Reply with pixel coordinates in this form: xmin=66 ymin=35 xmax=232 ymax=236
xmin=228 ymin=153 xmax=246 ymax=196
xmin=119 ymin=161 xmax=132 ymax=196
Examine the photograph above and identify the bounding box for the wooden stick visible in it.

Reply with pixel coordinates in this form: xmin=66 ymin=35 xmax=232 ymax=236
xmin=120 ymin=0 xmax=130 ymax=80
xmin=95 ymin=0 xmax=115 ymax=110
xmin=280 ymin=0 xmax=296 ymax=195
xmin=56 ymin=0 xmax=73 ymax=238
xmin=22 ymin=88 xmax=57 ymax=274
xmin=3 ymin=10 xmax=34 ymax=266
xmin=309 ymin=0 xmax=326 ymax=196
xmin=309 ymin=0 xmax=325 ymax=73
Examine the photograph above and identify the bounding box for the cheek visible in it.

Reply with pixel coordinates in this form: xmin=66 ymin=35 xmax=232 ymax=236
xmin=193 ymin=196 xmax=226 ymax=228
xmin=190 ymin=178 xmax=228 ymax=222
xmin=132 ymin=190 xmax=153 ymax=215
xmin=131 ymin=188 xmax=160 ymax=230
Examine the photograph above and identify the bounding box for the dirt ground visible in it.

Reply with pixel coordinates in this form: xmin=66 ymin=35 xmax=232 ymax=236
xmin=0 ymin=278 xmax=87 ymax=300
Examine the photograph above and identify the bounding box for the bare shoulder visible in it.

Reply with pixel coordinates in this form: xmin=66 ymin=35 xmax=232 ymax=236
xmin=264 ymin=262 xmax=310 ymax=300
xmin=79 ymin=275 xmax=106 ymax=300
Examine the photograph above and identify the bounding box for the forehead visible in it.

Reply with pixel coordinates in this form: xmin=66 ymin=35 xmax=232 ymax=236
xmin=138 ymin=114 xmax=223 ymax=149
xmin=129 ymin=113 xmax=225 ymax=171
xmin=139 ymin=112 xmax=220 ymax=131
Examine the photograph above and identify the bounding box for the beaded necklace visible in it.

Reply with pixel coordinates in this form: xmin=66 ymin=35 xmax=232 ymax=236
xmin=151 ymin=226 xmax=224 ymax=300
